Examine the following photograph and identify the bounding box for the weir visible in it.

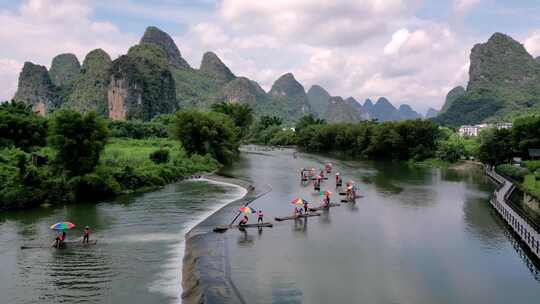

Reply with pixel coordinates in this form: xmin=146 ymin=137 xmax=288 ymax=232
xmin=486 ymin=168 xmax=540 ymax=261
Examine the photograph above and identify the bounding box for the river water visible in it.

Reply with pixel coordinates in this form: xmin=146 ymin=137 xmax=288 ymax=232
xmin=0 ymin=180 xmax=246 ymax=304
xmin=217 ymin=147 xmax=540 ymax=304
xmin=2 ymin=148 xmax=540 ymax=304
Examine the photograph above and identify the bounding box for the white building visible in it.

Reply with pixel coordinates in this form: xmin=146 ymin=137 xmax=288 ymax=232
xmin=458 ymin=122 xmax=512 ymax=137
xmin=458 ymin=125 xmax=481 ymax=137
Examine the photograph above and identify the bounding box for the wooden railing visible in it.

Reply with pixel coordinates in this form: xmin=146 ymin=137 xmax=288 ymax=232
xmin=485 ymin=168 xmax=540 ymax=260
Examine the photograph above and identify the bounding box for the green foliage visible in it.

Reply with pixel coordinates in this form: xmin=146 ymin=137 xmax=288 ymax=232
xmin=65 ymin=49 xmax=111 ymax=116
xmin=512 ymin=115 xmax=540 ymax=158
xmin=211 ymin=102 xmax=254 ymax=138
xmin=259 ymin=115 xmax=283 ymax=129
xmin=109 ymin=44 xmax=176 ymax=121
xmin=436 ymin=131 xmax=479 ymax=162
xmin=149 ymin=148 xmax=170 ymax=164
xmin=296 ymin=120 xmax=439 ymax=161
xmin=171 ymin=68 xmax=223 ymax=109
xmin=269 ymin=129 xmax=296 ymax=146
xmin=523 ymin=174 xmax=540 ymax=200
xmin=0 ymin=138 xmax=220 ymax=211
xmin=477 ymin=128 xmax=513 ymax=165
xmin=173 ymin=109 xmax=239 ymax=164
xmin=295 ymin=114 xmax=325 ymax=134
xmin=0 ymin=101 xmax=47 ymax=151
xmin=433 ymin=90 xmax=504 ymax=127
xmin=48 ymin=110 xmax=109 ymax=177
xmin=108 ymin=120 xmax=168 ymax=139
xmin=523 ymin=160 xmax=540 ymax=173
xmin=496 ymin=164 xmax=529 ymax=182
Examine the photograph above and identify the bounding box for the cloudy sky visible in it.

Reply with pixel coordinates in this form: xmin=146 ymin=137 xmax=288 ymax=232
xmin=2 ymin=0 xmax=540 ymax=114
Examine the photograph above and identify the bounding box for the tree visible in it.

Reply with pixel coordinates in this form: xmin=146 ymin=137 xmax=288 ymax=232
xmin=295 ymin=114 xmax=325 ymax=133
xmin=48 ymin=110 xmax=109 ymax=176
xmin=512 ymin=115 xmax=540 ymax=158
xmin=477 ymin=128 xmax=513 ymax=165
xmin=211 ymin=102 xmax=254 ymax=138
xmin=0 ymin=101 xmax=47 ymax=151
xmin=173 ymin=110 xmax=239 ymax=164
xmin=258 ymin=115 xmax=283 ymax=129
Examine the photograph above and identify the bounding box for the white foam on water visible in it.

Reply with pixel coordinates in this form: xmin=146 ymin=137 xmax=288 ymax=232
xmin=147 ymin=178 xmax=248 ymax=303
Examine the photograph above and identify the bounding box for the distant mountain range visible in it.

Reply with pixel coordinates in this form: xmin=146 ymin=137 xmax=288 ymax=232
xmin=12 ymin=25 xmax=426 ymax=123
xmin=434 ymin=32 xmax=540 ymax=126
xmin=305 ymin=85 xmax=425 ymax=122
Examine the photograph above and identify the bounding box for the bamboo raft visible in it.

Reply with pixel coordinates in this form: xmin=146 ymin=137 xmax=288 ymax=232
xmin=275 ymin=212 xmax=321 ymax=221
xmin=309 ymin=203 xmax=341 ymax=212
xmin=213 ymin=222 xmax=273 ymax=232
xmin=21 ymin=240 xmax=98 ymax=250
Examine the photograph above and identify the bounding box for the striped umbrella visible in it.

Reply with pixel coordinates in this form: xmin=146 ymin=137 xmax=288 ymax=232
xmin=50 ymin=222 xmax=75 ymax=231
xmin=239 ymin=206 xmax=256 ymax=214
xmin=291 ymin=198 xmax=308 ymax=205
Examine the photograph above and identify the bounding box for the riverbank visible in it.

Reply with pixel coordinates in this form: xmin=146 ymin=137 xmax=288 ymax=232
xmin=0 ymin=138 xmax=220 ymax=211
xmin=182 ymin=173 xmax=270 ymax=304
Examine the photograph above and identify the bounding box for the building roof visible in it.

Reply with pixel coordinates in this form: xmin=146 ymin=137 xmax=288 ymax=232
xmin=529 ymin=149 xmax=540 ymax=157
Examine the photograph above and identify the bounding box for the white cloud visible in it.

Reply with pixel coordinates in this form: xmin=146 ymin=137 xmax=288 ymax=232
xmin=453 ymin=0 xmax=482 ymax=16
xmin=0 ymin=0 xmax=137 ymax=100
xmin=384 ymin=28 xmax=411 ymax=55
xmin=219 ymin=0 xmax=417 ymax=47
xmin=0 ymin=0 xmax=481 ymax=112
xmin=524 ymin=30 xmax=540 ymax=57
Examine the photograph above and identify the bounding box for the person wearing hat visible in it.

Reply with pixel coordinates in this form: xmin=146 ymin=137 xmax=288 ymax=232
xmin=83 ymin=226 xmax=91 ymax=243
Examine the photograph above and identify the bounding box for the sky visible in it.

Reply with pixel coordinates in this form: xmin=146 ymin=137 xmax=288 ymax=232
xmin=2 ymin=0 xmax=540 ymax=114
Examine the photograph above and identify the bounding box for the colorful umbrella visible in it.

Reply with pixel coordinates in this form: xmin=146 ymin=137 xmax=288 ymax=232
xmin=239 ymin=206 xmax=256 ymax=214
xmin=291 ymin=198 xmax=308 ymax=205
xmin=50 ymin=222 xmax=75 ymax=231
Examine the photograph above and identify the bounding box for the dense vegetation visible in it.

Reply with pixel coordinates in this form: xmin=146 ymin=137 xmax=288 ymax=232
xmin=0 ymin=102 xmax=47 ymax=151
xmin=296 ymin=120 xmax=439 ymax=161
xmin=0 ymin=103 xmax=239 ymax=211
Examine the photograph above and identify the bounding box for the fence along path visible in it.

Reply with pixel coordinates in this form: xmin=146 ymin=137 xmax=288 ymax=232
xmin=486 ymin=168 xmax=540 ymax=261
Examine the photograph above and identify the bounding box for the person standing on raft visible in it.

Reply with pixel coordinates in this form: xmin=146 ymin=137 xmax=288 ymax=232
xmin=257 ymin=210 xmax=264 ymax=224
xmin=83 ymin=226 xmax=91 ymax=243
xmin=314 ymin=176 xmax=321 ymax=191
xmin=323 ymin=192 xmax=331 ymax=206
xmin=303 ymin=200 xmax=309 ymax=213
xmin=335 ymin=173 xmax=342 ymax=187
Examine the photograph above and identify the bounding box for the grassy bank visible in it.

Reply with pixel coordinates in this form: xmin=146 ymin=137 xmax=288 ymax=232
xmin=0 ymin=138 xmax=219 ymax=211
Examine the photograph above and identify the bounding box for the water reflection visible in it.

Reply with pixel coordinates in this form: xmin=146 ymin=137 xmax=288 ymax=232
xmin=223 ymin=148 xmax=540 ymax=304
xmin=237 ymin=229 xmax=255 ymax=246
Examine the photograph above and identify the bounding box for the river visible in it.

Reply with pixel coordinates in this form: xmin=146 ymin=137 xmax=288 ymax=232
xmin=1 ymin=148 xmax=540 ymax=304
xmin=211 ymin=147 xmax=540 ymax=303
xmin=0 ymin=179 xmax=246 ymax=304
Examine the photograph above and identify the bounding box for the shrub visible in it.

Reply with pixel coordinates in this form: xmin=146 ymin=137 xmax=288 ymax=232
xmin=496 ymin=164 xmax=529 ymax=182
xmin=523 ymin=160 xmax=540 ymax=173
xmin=150 ymin=148 xmax=170 ymax=164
